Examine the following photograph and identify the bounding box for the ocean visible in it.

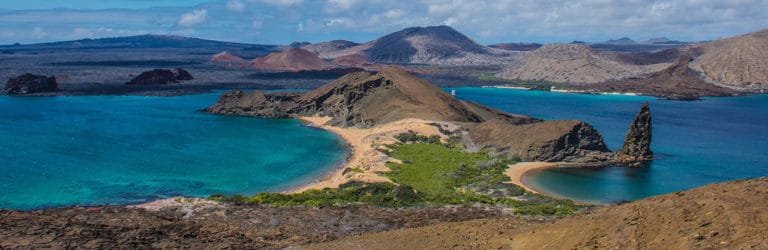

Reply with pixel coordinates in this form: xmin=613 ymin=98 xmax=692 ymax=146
xmin=451 ymin=87 xmax=768 ymax=203
xmin=0 ymin=92 xmax=347 ymax=210
xmin=2 ymin=87 xmax=766 ymax=209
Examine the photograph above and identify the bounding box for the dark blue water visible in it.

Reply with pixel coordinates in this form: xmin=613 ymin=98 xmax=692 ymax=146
xmin=451 ymin=87 xmax=768 ymax=203
xmin=0 ymin=93 xmax=347 ymax=210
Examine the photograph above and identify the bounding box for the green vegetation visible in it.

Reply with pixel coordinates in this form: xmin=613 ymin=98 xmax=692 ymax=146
xmin=393 ymin=130 xmax=441 ymax=144
xmin=209 ymin=182 xmax=422 ymax=207
xmin=209 ymin=132 xmax=584 ymax=215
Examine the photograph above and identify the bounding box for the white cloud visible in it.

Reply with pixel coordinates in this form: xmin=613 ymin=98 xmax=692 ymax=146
xmin=251 ymin=0 xmax=303 ymax=6
xmin=31 ymin=27 xmax=47 ymax=39
xmin=177 ymin=9 xmax=207 ymax=27
xmin=2 ymin=0 xmax=768 ymax=45
xmin=252 ymin=20 xmax=263 ymax=29
xmin=226 ymin=0 xmax=246 ymax=12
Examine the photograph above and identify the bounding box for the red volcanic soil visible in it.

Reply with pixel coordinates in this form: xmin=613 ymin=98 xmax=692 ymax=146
xmin=249 ymin=48 xmax=332 ymax=72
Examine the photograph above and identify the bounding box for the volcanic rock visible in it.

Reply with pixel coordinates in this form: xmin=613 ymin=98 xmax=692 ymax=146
xmin=615 ymin=102 xmax=653 ymax=165
xmin=469 ymin=118 xmax=611 ymax=162
xmin=126 ymin=68 xmax=193 ymax=85
xmin=3 ymin=73 xmax=59 ymax=94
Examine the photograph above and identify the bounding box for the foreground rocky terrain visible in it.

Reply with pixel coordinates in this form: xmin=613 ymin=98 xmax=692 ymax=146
xmin=3 ymin=178 xmax=765 ymax=249
xmin=0 ymin=202 xmax=519 ymax=249
xmin=303 ymin=177 xmax=768 ymax=249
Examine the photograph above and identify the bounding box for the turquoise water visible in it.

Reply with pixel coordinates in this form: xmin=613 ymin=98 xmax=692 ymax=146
xmin=0 ymin=93 xmax=347 ymax=210
xmin=451 ymin=87 xmax=768 ymax=203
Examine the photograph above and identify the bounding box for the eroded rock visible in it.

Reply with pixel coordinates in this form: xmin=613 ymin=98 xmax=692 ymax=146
xmin=615 ymin=102 xmax=653 ymax=166
xmin=126 ymin=68 xmax=193 ymax=85
xmin=3 ymin=73 xmax=58 ymax=94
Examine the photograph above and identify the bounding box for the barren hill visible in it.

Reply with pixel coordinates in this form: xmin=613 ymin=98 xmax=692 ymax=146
xmin=301 ymin=40 xmax=360 ymax=59
xmin=304 ymin=177 xmax=768 ymax=249
xmin=210 ymin=51 xmax=246 ymax=63
xmin=690 ymin=29 xmax=768 ymax=89
xmin=248 ymin=48 xmax=332 ymax=71
xmin=499 ymin=44 xmax=670 ymax=84
xmin=206 ymin=67 xmax=643 ymax=162
xmin=325 ymin=26 xmax=520 ymax=65
xmin=573 ymin=56 xmax=739 ymax=98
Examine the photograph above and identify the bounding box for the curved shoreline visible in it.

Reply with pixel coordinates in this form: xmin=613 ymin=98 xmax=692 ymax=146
xmin=505 ymin=162 xmax=560 ymax=194
xmin=506 ymin=162 xmax=607 ymax=205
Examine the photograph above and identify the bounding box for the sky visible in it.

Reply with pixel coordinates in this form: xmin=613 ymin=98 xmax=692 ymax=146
xmin=0 ymin=0 xmax=766 ymax=45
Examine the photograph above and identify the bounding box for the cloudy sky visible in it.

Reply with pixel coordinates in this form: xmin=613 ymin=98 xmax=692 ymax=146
xmin=0 ymin=0 xmax=766 ymax=45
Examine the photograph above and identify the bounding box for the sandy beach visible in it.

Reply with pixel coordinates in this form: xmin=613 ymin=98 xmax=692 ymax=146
xmin=505 ymin=162 xmax=560 ymax=194
xmin=286 ymin=116 xmax=460 ymax=193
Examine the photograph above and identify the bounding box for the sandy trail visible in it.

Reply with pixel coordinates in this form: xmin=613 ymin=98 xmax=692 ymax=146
xmin=286 ymin=116 xmax=459 ymax=193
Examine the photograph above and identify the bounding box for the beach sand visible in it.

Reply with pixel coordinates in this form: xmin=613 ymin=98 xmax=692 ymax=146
xmin=505 ymin=162 xmax=560 ymax=194
xmin=287 ymin=116 xmax=460 ymax=193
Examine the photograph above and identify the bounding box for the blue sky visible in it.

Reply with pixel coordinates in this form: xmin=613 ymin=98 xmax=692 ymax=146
xmin=0 ymin=0 xmax=766 ymax=45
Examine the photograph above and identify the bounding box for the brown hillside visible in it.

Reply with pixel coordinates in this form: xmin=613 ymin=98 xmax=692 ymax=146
xmin=690 ymin=29 xmax=768 ymax=89
xmin=294 ymin=67 xmax=485 ymax=127
xmin=574 ymin=56 xmax=740 ymax=98
xmin=304 ymin=177 xmax=768 ymax=249
xmin=499 ymin=44 xmax=669 ymax=83
xmin=249 ymin=48 xmax=332 ymax=71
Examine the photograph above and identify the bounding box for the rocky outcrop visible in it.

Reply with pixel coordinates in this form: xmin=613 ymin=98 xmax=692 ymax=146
xmin=3 ymin=74 xmax=59 ymax=94
xmin=126 ymin=68 xmax=193 ymax=85
xmin=615 ymin=102 xmax=653 ymax=165
xmin=469 ymin=119 xmax=611 ymax=162
xmin=207 ymin=66 xmax=615 ymax=163
xmin=204 ymin=90 xmax=298 ymax=118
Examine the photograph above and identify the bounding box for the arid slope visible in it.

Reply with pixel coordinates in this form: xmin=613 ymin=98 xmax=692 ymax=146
xmin=499 ymin=44 xmax=670 ymax=83
xmin=304 ymin=177 xmax=768 ymax=249
xmin=690 ymin=29 xmax=768 ymax=89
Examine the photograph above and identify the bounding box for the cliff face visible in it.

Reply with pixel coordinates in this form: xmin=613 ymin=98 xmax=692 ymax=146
xmin=469 ymin=119 xmax=611 ymax=162
xmin=207 ymin=66 xmax=614 ymax=163
xmin=615 ymin=102 xmax=653 ymax=165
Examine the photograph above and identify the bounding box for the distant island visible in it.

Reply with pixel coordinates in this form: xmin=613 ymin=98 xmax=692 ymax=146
xmin=2 ymin=26 xmax=767 ymax=99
